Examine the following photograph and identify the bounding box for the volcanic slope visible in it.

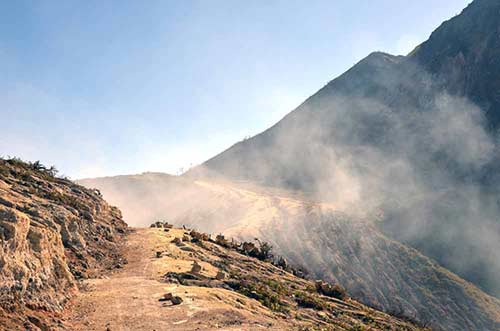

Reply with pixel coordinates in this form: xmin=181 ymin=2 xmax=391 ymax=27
xmin=68 ymin=226 xmax=427 ymax=331
xmin=79 ymin=174 xmax=500 ymax=331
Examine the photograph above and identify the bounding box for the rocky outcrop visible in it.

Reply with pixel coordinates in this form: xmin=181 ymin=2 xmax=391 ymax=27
xmin=0 ymin=158 xmax=127 ymax=330
xmin=154 ymin=227 xmax=428 ymax=330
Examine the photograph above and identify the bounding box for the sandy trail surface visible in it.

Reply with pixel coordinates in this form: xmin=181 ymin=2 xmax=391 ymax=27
xmin=67 ymin=228 xmax=288 ymax=331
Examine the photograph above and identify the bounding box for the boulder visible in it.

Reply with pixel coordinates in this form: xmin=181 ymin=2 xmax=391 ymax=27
xmin=171 ymin=296 xmax=183 ymax=305
xmin=190 ymin=230 xmax=209 ymax=242
xmin=171 ymin=237 xmax=184 ymax=246
xmin=159 ymin=292 xmax=183 ymax=305
xmin=191 ymin=261 xmax=202 ymax=274
xmin=216 ymin=234 xmax=229 ymax=247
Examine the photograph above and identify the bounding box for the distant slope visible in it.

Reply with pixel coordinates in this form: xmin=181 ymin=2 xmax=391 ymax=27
xmin=191 ymin=0 xmax=500 ymax=299
xmin=0 ymin=159 xmax=127 ymax=330
xmin=79 ymin=174 xmax=500 ymax=331
xmin=79 ymin=172 xmax=177 ymax=227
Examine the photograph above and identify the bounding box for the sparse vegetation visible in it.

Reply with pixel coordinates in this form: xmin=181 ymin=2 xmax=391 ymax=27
xmin=156 ymin=227 xmax=427 ymax=331
xmin=1 ymin=157 xmax=60 ymax=179
xmin=226 ymin=277 xmax=290 ymax=313
xmin=294 ymin=291 xmax=328 ymax=310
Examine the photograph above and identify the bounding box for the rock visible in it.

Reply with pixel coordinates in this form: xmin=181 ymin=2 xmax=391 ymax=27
xmin=160 ymin=292 xmax=174 ymax=300
xmin=276 ymin=256 xmax=289 ymax=270
xmin=171 ymin=296 xmax=183 ymax=305
xmin=216 ymin=271 xmax=226 ymax=280
xmin=215 ymin=234 xmax=229 ymax=247
xmin=242 ymin=242 xmax=256 ymax=253
xmin=182 ymin=235 xmax=190 ymax=242
xmin=159 ymin=293 xmax=183 ymax=305
xmin=191 ymin=261 xmax=202 ymax=274
xmin=317 ymin=311 xmax=328 ymax=319
xmin=156 ymin=251 xmax=162 ymax=258
xmin=189 ymin=230 xmax=209 ymax=242
xmin=171 ymin=237 xmax=185 ymax=246
xmin=82 ymin=211 xmax=94 ymax=222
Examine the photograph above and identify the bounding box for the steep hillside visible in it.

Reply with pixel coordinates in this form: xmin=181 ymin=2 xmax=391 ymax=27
xmin=410 ymin=0 xmax=500 ymax=129
xmin=69 ymin=226 xmax=427 ymax=331
xmin=0 ymin=159 xmax=127 ymax=330
xmin=189 ymin=0 xmax=500 ymax=299
xmin=79 ymin=175 xmax=500 ymax=331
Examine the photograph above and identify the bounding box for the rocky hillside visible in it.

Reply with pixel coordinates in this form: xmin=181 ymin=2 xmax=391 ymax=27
xmin=79 ymin=175 xmax=500 ymax=331
xmin=69 ymin=225 xmax=428 ymax=331
xmin=0 ymin=158 xmax=127 ymax=330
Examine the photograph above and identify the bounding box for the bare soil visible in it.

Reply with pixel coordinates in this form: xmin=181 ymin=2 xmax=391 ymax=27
xmin=67 ymin=228 xmax=289 ymax=331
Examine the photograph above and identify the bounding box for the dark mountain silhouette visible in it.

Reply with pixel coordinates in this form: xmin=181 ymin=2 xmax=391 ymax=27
xmin=411 ymin=0 xmax=500 ymax=129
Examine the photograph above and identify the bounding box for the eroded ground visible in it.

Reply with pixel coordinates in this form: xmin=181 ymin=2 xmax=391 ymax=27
xmin=67 ymin=228 xmax=291 ymax=331
xmin=66 ymin=227 xmax=427 ymax=331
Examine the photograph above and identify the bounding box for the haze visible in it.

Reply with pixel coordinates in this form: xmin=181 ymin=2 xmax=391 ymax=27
xmin=1 ymin=0 xmax=471 ymax=178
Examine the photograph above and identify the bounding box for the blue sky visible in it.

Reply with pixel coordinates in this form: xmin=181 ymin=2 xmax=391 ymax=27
xmin=1 ymin=0 xmax=471 ymax=178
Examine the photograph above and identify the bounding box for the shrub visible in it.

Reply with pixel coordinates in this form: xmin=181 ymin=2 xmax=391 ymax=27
xmin=226 ymin=278 xmax=289 ymax=313
xmin=294 ymin=291 xmax=327 ymax=310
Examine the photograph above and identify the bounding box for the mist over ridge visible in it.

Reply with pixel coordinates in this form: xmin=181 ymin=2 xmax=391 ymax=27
xmin=78 ymin=1 xmax=500 ymax=330
xmin=195 ymin=0 xmax=500 ymax=299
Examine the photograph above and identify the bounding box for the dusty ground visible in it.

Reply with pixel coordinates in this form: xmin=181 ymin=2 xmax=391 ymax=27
xmin=67 ymin=228 xmax=290 ymax=331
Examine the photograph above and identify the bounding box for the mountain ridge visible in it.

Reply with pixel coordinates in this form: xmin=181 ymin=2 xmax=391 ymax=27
xmin=191 ymin=0 xmax=500 ymax=299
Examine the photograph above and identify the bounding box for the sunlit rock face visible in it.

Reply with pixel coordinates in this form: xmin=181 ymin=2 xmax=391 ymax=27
xmin=0 ymin=159 xmax=127 ymax=330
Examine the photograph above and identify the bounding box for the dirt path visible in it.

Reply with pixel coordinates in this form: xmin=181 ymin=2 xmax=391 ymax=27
xmin=67 ymin=228 xmax=287 ymax=331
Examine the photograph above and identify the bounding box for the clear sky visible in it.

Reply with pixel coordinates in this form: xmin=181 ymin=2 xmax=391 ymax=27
xmin=1 ymin=0 xmax=471 ymax=178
